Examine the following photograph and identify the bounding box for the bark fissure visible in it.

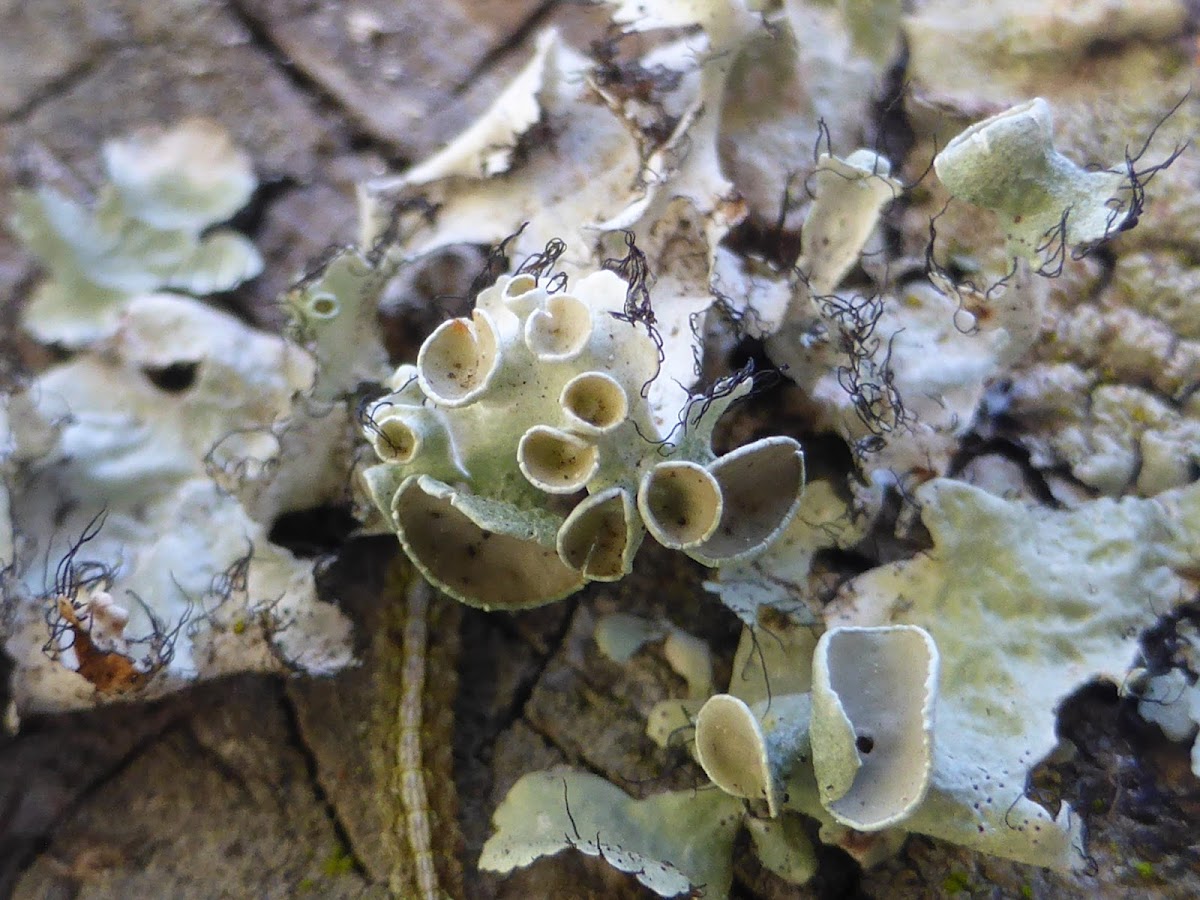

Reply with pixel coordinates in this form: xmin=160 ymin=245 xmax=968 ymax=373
xmin=176 ymin=722 xmax=258 ymax=804
xmin=451 ymin=0 xmax=560 ymax=97
xmin=6 ymin=710 xmax=184 ymax=888
xmin=2 ymin=45 xmax=124 ymax=125
xmin=224 ymin=0 xmax=408 ymax=164
xmin=277 ymin=682 xmax=372 ymax=881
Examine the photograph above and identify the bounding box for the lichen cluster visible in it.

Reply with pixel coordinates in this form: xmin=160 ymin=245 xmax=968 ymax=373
xmin=1 ymin=122 xmax=353 ymax=714
xmin=4 ymin=0 xmax=1199 ymax=895
xmin=359 ymin=269 xmax=804 ymax=609
xmin=10 ymin=118 xmax=262 ymax=347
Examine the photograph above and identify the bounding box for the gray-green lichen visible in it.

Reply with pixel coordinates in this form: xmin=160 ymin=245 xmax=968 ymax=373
xmin=828 ymin=478 xmax=1200 ymax=867
xmin=5 ymin=0 xmax=1198 ymax=894
xmin=472 ymin=1 xmax=1197 ymax=891
xmin=358 ymin=269 xmax=804 ymax=609
xmin=480 ymin=768 xmax=744 ymax=896
xmin=10 ymin=118 xmax=262 ymax=347
xmin=2 ymin=123 xmax=353 ymax=714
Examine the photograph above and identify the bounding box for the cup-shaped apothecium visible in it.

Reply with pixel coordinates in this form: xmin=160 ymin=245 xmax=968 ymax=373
xmin=801 ymin=150 xmax=901 ymax=297
xmin=366 ymin=406 xmax=455 ymax=470
xmin=417 ymin=309 xmax=502 ymax=407
xmin=637 ymin=460 xmax=723 ymax=550
xmin=811 ymin=625 xmax=939 ymax=831
xmin=367 ymin=408 xmax=423 ymax=463
xmin=498 ymin=273 xmax=542 ymax=314
xmin=695 ymin=692 xmax=812 ymax=818
xmin=523 ymin=293 xmax=592 ymax=361
xmin=303 ymin=290 xmax=340 ymax=319
xmin=688 ymin=436 xmax=805 ymax=566
xmin=560 ymin=371 xmax=629 ymax=434
xmin=935 ymin=98 xmax=1053 ymax=213
xmin=556 ymin=487 xmax=642 ymax=581
xmin=517 ymin=425 xmax=600 ymax=494
xmin=391 ymin=475 xmax=584 ymax=610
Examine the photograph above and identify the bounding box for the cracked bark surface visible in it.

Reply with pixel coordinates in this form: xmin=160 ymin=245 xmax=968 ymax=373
xmin=3 ymin=2 xmax=1200 ymax=899
xmin=9 ymin=678 xmax=380 ymax=900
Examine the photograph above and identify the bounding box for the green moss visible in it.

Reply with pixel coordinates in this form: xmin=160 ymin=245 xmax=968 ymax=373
xmin=1132 ymin=859 xmax=1155 ymax=880
xmin=942 ymin=870 xmax=972 ymax=893
xmin=1020 ymin=884 xmax=1033 ymax=898
xmin=322 ymin=844 xmax=356 ymax=877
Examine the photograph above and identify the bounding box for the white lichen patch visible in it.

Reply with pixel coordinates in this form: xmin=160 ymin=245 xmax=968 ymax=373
xmin=719 ymin=0 xmax=894 ymax=229
xmin=827 ymin=478 xmax=1200 ymax=869
xmin=1 ymin=294 xmax=353 ymax=712
xmin=397 ymin=32 xmax=552 ymax=185
xmin=102 ymin=118 xmax=258 ymax=231
xmin=10 ymin=119 xmax=262 ymax=346
xmin=363 ymin=29 xmax=643 ymax=279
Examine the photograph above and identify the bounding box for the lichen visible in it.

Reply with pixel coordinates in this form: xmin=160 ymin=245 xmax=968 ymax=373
xmin=828 ymin=478 xmax=1200 ymax=867
xmin=360 ymin=269 xmax=804 ymax=608
xmin=6 ymin=0 xmax=1197 ymax=894
xmin=2 ymin=128 xmax=353 ymax=714
xmin=479 ymin=768 xmax=744 ymax=898
xmin=1 ymin=292 xmax=354 ymax=712
xmin=933 ymin=98 xmax=1138 ymax=266
xmin=10 ymin=119 xmax=262 ymax=347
